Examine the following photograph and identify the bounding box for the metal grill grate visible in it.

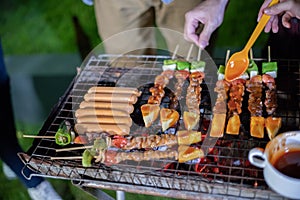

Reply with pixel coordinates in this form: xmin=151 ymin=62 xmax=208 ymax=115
xmin=20 ymin=54 xmax=300 ymax=199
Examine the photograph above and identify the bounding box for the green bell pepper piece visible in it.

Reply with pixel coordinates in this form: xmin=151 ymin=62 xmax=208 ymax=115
xmin=162 ymin=59 xmax=177 ymax=71
xmin=82 ymin=149 xmax=94 ymax=167
xmin=247 ymin=60 xmax=258 ymax=72
xmin=190 ymin=61 xmax=206 ymax=71
xmin=55 ymin=121 xmax=71 ymax=146
xmin=163 ymin=59 xmax=177 ymax=65
xmin=262 ymin=62 xmax=277 ymax=74
xmin=247 ymin=60 xmax=259 ymax=78
xmin=176 ymin=61 xmax=191 ymax=71
xmin=217 ymin=65 xmax=225 ymax=80
xmin=218 ymin=65 xmax=225 ymax=74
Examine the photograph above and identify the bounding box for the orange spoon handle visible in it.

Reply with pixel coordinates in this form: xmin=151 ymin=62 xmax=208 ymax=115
xmin=243 ymin=0 xmax=279 ymax=52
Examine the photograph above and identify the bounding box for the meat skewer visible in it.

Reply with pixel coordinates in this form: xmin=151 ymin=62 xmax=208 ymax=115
xmin=262 ymin=74 xmax=281 ymax=139
xmin=173 ymin=70 xmax=189 ymax=100
xmin=226 ymin=78 xmax=246 ymax=135
xmin=141 ymin=69 xmax=175 ymax=128
xmin=55 ymin=130 xmax=202 ymax=152
xmin=184 ymin=71 xmax=205 ymax=130
xmin=141 ymin=45 xmax=179 ymax=128
xmin=165 ymin=45 xmax=204 ymax=107
xmin=210 ymin=80 xmax=231 ymax=137
xmin=262 ymin=74 xmax=277 ymax=115
xmin=104 ymin=145 xmax=204 ymax=164
xmin=51 ymin=145 xmax=205 ymax=167
xmin=183 ymin=47 xmax=205 ymax=130
xmin=217 ymin=49 xmax=247 ymax=135
xmin=210 ymin=51 xmax=231 ymax=137
xmin=186 ymin=72 xmax=205 ymax=114
xmin=171 ymin=44 xmax=195 ymax=103
xmin=246 ymin=75 xmax=265 ymax=138
xmin=101 ymin=149 xmax=179 ymax=165
xmin=112 ymin=130 xmax=201 ymax=149
xmin=262 ymin=47 xmax=281 ymax=139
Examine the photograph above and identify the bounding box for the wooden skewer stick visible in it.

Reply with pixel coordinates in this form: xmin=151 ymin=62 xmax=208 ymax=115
xmin=186 ymin=44 xmax=194 ymax=61
xmin=225 ymin=50 xmax=230 ymax=65
xmin=172 ymin=44 xmax=179 ymax=60
xmin=197 ymin=47 xmax=202 ymax=61
xmin=268 ymin=46 xmax=271 ymax=62
xmin=51 ymin=156 xmax=83 ymax=160
xmin=56 ymin=145 xmax=93 ymax=152
xmin=23 ymin=135 xmax=54 ymax=139
xmin=250 ymin=48 xmax=254 ymax=60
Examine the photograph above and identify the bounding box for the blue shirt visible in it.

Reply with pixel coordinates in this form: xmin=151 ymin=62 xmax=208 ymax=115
xmin=161 ymin=0 xmax=174 ymax=4
xmin=82 ymin=0 xmax=174 ymax=6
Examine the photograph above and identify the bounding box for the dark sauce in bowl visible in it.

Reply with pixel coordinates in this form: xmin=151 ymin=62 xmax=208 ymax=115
xmin=273 ymin=150 xmax=300 ymax=179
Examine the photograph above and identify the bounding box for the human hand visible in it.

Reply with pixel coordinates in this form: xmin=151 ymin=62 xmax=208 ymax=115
xmin=184 ymin=0 xmax=228 ymax=49
xmin=258 ymin=0 xmax=300 ymax=33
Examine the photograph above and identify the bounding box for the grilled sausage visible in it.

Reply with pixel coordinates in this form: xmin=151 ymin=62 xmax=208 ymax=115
xmin=75 ymin=108 xmax=130 ymax=118
xmin=79 ymin=101 xmax=134 ymax=113
xmin=76 ymin=116 xmax=132 ymax=126
xmin=87 ymin=86 xmax=141 ymax=97
xmin=75 ymin=123 xmax=130 ymax=135
xmin=84 ymin=93 xmax=138 ymax=104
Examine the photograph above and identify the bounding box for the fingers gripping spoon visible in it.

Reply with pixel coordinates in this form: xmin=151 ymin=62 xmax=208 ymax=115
xmin=224 ymin=0 xmax=278 ymax=81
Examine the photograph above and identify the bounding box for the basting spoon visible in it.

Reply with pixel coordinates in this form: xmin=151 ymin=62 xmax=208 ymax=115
xmin=224 ymin=0 xmax=278 ymax=81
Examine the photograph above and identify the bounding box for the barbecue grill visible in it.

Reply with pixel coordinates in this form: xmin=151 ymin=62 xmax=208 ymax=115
xmin=19 ymin=54 xmax=300 ymax=199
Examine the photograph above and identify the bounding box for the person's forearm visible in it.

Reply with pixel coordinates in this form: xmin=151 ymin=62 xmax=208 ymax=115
xmin=218 ymin=0 xmax=229 ymax=7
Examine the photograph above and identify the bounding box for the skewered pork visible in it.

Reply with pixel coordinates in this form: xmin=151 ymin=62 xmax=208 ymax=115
xmin=246 ymin=75 xmax=264 ymax=138
xmin=141 ymin=70 xmax=174 ymax=127
xmin=111 ymin=130 xmax=201 ymax=150
xmin=210 ymin=80 xmax=230 ymax=137
xmin=83 ymin=145 xmax=204 ymax=166
xmin=262 ymin=74 xmax=281 ymax=139
xmin=226 ymin=79 xmax=246 ymax=135
xmin=183 ymin=71 xmax=205 ymax=130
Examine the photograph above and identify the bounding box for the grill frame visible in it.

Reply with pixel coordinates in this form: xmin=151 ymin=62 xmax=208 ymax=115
xmin=20 ymin=54 xmax=300 ymax=199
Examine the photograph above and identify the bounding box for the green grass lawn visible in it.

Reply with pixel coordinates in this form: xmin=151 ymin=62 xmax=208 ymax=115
xmin=0 ymin=0 xmax=270 ymax=199
xmin=0 ymin=0 xmax=100 ymax=55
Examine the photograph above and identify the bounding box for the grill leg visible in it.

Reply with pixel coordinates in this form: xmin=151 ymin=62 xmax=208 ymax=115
xmin=79 ymin=186 xmax=115 ymax=200
xmin=116 ymin=191 xmax=125 ymax=200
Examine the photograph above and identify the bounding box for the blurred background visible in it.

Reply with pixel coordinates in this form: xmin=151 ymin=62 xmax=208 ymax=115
xmin=0 ymin=0 xmax=270 ymax=199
